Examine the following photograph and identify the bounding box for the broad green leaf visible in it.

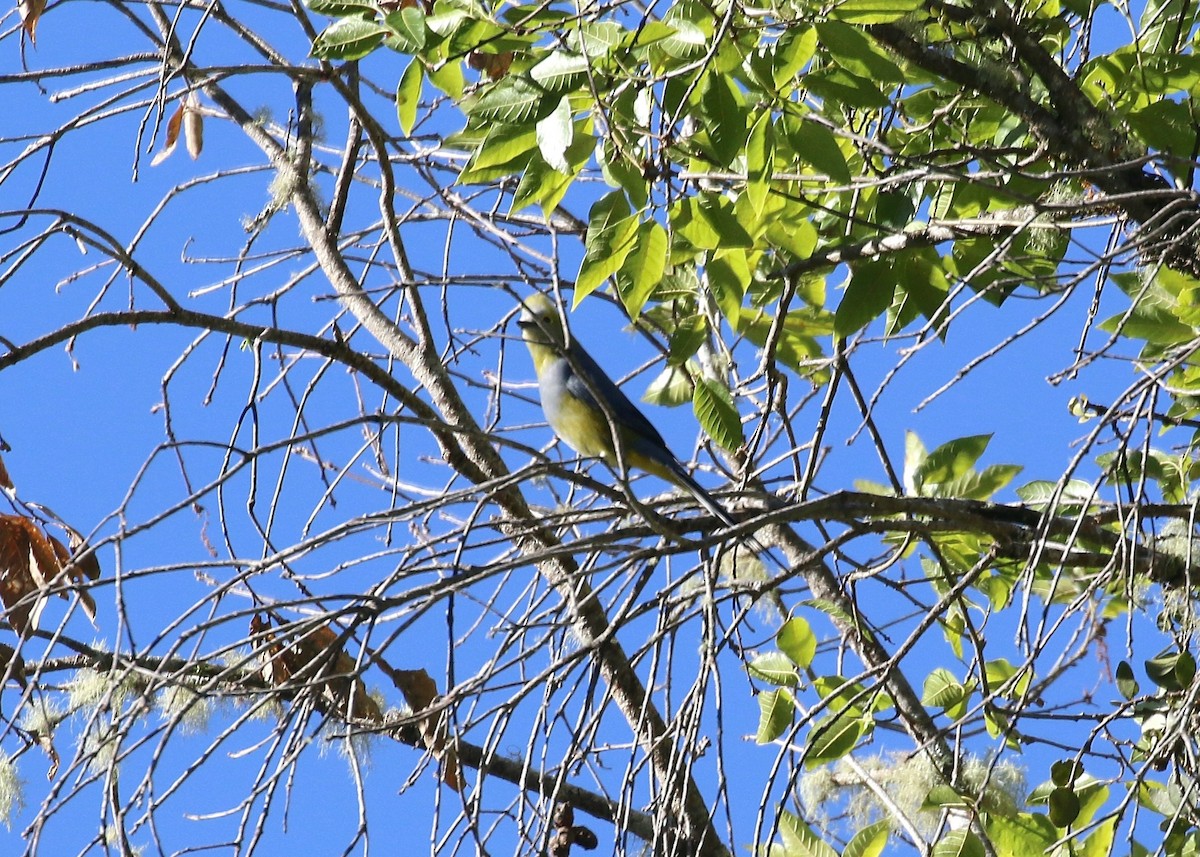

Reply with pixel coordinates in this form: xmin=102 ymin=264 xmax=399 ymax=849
xmin=1116 ymin=661 xmax=1140 ymax=700
xmin=917 ymin=434 xmax=992 ymax=486
xmin=428 ymin=58 xmax=466 ymax=99
xmin=1047 ymin=787 xmax=1080 ymax=827
xmin=932 ymin=831 xmax=985 ymax=857
xmin=842 ymin=820 xmax=890 ymax=857
xmin=468 ymin=76 xmax=556 ymax=124
xmin=576 ymin=192 xmax=638 ymax=301
xmin=779 ymin=811 xmax=839 ymax=857
xmin=305 ymin=0 xmax=375 ymax=16
xmin=1077 ymin=817 xmax=1117 ymax=857
xmin=535 ymin=96 xmax=573 ymax=172
xmin=784 ymin=117 xmax=851 ymax=183
xmin=672 ymin=194 xmax=755 ymax=251
xmin=1145 ymin=650 xmax=1196 ymax=691
xmin=805 ymin=710 xmax=871 ymax=767
xmin=834 ymin=260 xmax=896 ymax=336
xmin=816 ymin=21 xmax=903 ymax=82
xmin=774 ymin=26 xmax=817 ymax=87
xmin=656 ymin=19 xmax=707 ymax=59
xmin=1014 ymin=479 xmax=1096 ymax=508
xmin=567 ymin=20 xmax=624 ymax=57
xmin=777 ymin=617 xmax=816 ymax=669
xmin=986 ymin=812 xmax=1058 ymax=857
xmin=529 ymin=51 xmax=591 ymax=94
xmin=615 ymin=221 xmax=667 ymax=318
xmin=666 ymin=314 xmax=708 ymax=364
xmin=748 ymin=652 xmax=799 ymax=686
xmin=642 ymin=365 xmax=693 ymax=407
xmin=746 ymin=111 xmax=774 ymax=215
xmin=311 ymin=18 xmax=387 ymax=60
xmin=1140 ymin=0 xmax=1196 ymax=53
xmin=830 ymin=0 xmax=924 ymax=23
xmin=702 ymin=74 xmax=746 ymax=167
xmin=756 ymin=688 xmax=795 ymax=743
xmin=396 ymin=59 xmax=423 ymax=135
xmin=902 ymin=430 xmax=927 ymax=495
xmin=706 ymin=251 xmax=750 ymax=320
xmin=772 ymin=806 xmax=840 ymax=854
xmin=383 ymin=5 xmax=427 ymax=52
xmin=693 ymin=376 xmax=744 ymax=452
xmin=922 ymin=667 xmax=970 ymax=715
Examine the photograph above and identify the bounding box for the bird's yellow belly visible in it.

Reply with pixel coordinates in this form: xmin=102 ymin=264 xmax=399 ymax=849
xmin=548 ymin=395 xmax=615 ymax=460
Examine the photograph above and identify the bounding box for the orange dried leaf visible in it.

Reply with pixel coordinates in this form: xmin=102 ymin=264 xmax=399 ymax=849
xmin=151 ymin=102 xmax=185 ymax=166
xmin=0 ymin=515 xmax=100 ymax=635
xmin=467 ymin=50 xmax=514 ymax=81
xmin=18 ymin=0 xmax=46 ymax=45
xmin=393 ymin=667 xmax=462 ymax=790
xmin=0 ymin=454 xmax=12 ymax=491
xmin=252 ymin=616 xmax=382 ymax=723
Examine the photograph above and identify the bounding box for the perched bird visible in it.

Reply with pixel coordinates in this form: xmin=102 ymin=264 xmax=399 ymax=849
xmin=517 ymin=293 xmax=734 ymax=526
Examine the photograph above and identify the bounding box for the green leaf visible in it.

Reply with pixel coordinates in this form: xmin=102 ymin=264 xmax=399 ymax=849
xmin=666 ymin=314 xmax=708 ymax=364
xmin=693 ymin=377 xmax=744 ymax=452
xmin=745 ymin=111 xmax=774 ymax=215
xmin=902 ymin=430 xmax=927 ymax=495
xmin=567 ymin=20 xmax=624 ymax=57
xmin=830 ymin=0 xmax=924 ymax=23
xmin=777 ymin=616 xmax=816 ymax=669
xmin=774 ymin=26 xmax=818 ymax=87
xmin=778 ymin=811 xmax=839 ymax=857
xmin=1116 ymin=661 xmax=1140 ymax=700
xmin=842 ymin=820 xmax=890 ymax=857
xmin=917 ymin=434 xmax=992 ymax=487
xmin=304 ymin=0 xmax=376 ymax=17
xmin=672 ymin=195 xmax=755 ymax=251
xmin=756 ymin=688 xmax=795 ymax=743
xmin=642 ymin=365 xmax=693 ymax=407
xmin=529 ymin=51 xmax=591 ymax=94
xmin=1145 ymin=650 xmax=1197 ymax=692
xmin=427 ymin=59 xmax=465 ymax=99
xmin=468 ymin=76 xmax=556 ymax=124
xmin=535 ymin=96 xmax=573 ymax=172
xmin=784 ymin=118 xmax=851 ymax=183
xmin=396 ymin=59 xmax=423 ymax=135
xmin=932 ymin=831 xmax=985 ymax=857
xmin=383 ymin=5 xmax=427 ymax=52
xmin=576 ymin=192 xmax=638 ymax=301
xmin=816 ymin=21 xmax=903 ymax=82
xmin=779 ymin=810 xmax=839 ymax=857
xmin=615 ymin=221 xmax=668 ymax=318
xmin=834 ymin=260 xmax=896 ymax=336
xmin=805 ymin=710 xmax=871 ymax=767
xmin=1047 ymin=786 xmax=1081 ymax=828
xmin=701 ymin=74 xmax=746 ymax=167
xmin=311 ymin=17 xmax=387 ymax=60
xmin=748 ymin=652 xmax=799 ymax=686
xmin=922 ymin=667 xmax=970 ymax=715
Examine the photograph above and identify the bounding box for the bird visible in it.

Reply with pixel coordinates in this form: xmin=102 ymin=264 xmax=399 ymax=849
xmin=517 ymin=293 xmax=736 ymax=527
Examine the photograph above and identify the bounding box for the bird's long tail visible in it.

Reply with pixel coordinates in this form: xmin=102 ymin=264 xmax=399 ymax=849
xmin=664 ymin=462 xmax=737 ymax=528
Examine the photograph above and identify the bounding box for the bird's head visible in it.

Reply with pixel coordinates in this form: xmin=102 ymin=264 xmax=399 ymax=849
xmin=516 ymin=293 xmax=568 ymax=351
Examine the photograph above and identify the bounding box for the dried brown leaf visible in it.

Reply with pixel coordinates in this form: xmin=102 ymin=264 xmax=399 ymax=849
xmin=184 ymin=94 xmax=203 ymax=160
xmin=393 ymin=667 xmax=462 ymax=791
xmin=252 ymin=616 xmax=382 ymax=723
xmin=467 ymin=50 xmax=514 ymax=81
xmin=0 ymin=514 xmax=100 ymax=635
xmin=0 ymin=642 xmax=27 ymax=688
xmin=151 ymin=102 xmax=185 ymax=167
xmin=0 ymin=454 xmax=12 ymax=491
xmin=18 ymin=0 xmax=46 ymax=45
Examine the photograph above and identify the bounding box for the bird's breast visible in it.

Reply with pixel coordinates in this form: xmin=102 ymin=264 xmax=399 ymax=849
xmin=540 ymin=364 xmax=613 ymax=459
